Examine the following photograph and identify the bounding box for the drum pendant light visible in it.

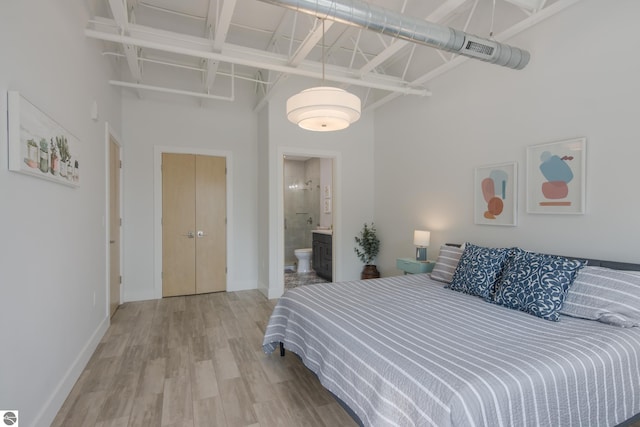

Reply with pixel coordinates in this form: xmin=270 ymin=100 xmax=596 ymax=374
xmin=286 ymin=20 xmax=361 ymax=132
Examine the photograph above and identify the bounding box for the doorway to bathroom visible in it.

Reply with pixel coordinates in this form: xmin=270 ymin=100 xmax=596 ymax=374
xmin=283 ymin=155 xmax=333 ymax=290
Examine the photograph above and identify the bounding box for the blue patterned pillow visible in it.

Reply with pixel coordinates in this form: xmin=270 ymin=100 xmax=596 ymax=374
xmin=447 ymin=243 xmax=512 ymax=299
xmin=492 ymin=249 xmax=585 ymax=321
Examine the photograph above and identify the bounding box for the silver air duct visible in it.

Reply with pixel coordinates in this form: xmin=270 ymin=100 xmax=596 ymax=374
xmin=259 ymin=0 xmax=530 ymax=70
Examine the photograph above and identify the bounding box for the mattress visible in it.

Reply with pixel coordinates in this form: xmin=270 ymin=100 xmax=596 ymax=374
xmin=263 ymin=274 xmax=640 ymax=427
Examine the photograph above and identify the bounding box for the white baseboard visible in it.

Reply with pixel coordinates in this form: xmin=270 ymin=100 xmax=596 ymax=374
xmin=227 ymin=279 xmax=258 ymax=292
xmin=125 ymin=281 xmax=258 ymax=303
xmin=268 ymin=286 xmax=284 ymax=299
xmin=124 ymin=289 xmax=158 ymax=302
xmin=258 ymin=280 xmax=269 ymax=299
xmin=32 ymin=315 xmax=109 ymax=427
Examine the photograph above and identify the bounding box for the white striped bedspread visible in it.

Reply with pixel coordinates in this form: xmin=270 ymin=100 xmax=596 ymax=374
xmin=262 ymin=274 xmax=640 ymax=427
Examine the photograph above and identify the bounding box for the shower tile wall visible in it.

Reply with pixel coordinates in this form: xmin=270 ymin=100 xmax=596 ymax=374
xmin=284 ymin=158 xmax=320 ymax=267
xmin=306 ymin=158 xmax=320 ymax=233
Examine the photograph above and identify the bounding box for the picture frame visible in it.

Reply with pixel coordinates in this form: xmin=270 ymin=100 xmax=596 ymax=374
xmin=474 ymin=162 xmax=517 ymax=226
xmin=7 ymin=91 xmax=81 ymax=187
xmin=526 ymin=138 xmax=586 ymax=214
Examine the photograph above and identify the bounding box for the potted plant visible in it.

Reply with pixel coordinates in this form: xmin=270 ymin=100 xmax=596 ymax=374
xmin=26 ymin=139 xmax=38 ymax=168
xmin=38 ymin=139 xmax=49 ymax=173
xmin=354 ymin=222 xmax=381 ymax=279
xmin=50 ymin=139 xmax=59 ymax=176
xmin=56 ymin=136 xmax=70 ymax=178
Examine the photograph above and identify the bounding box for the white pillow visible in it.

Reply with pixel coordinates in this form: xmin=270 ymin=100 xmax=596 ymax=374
xmin=560 ymin=266 xmax=640 ymax=327
xmin=430 ymin=245 xmax=464 ymax=284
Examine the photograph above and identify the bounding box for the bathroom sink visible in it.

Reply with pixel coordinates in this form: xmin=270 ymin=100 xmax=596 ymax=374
xmin=312 ymin=228 xmax=332 ymax=235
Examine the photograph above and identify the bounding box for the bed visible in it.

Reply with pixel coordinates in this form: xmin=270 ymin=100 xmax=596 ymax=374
xmin=263 ymin=247 xmax=640 ymax=427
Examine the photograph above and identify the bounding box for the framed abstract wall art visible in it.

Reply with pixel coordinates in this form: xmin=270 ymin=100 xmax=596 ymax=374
xmin=526 ymin=138 xmax=585 ymax=214
xmin=7 ymin=91 xmax=81 ymax=187
xmin=474 ymin=162 xmax=517 ymax=226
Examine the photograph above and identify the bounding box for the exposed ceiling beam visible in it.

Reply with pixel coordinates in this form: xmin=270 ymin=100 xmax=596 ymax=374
xmin=325 ymin=26 xmax=353 ymax=60
xmin=253 ymin=19 xmax=335 ymax=111
xmin=266 ymin=9 xmax=290 ymax=52
xmin=204 ymin=0 xmax=217 ymax=85
xmin=290 ymin=19 xmax=333 ymax=66
xmin=108 ymin=0 xmax=142 ymax=82
xmin=110 ymin=80 xmax=234 ymax=101
xmin=205 ymin=0 xmax=217 ymax=34
xmin=358 ymin=0 xmax=471 ymax=76
xmin=86 ymin=19 xmax=430 ymax=96
xmin=109 ymin=0 xmax=127 ymax=24
xmin=365 ymin=0 xmax=583 ymax=111
xmin=205 ymin=0 xmax=237 ymax=89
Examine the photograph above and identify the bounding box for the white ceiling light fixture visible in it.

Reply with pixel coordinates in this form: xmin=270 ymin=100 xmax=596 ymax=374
xmin=287 ymin=86 xmax=360 ymax=131
xmin=286 ymin=19 xmax=361 ymax=132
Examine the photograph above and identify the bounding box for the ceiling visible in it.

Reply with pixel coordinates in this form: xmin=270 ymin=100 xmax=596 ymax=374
xmin=85 ymin=0 xmax=577 ymax=111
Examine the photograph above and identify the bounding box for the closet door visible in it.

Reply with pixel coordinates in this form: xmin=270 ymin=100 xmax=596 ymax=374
xmin=195 ymin=155 xmax=226 ymax=293
xmin=162 ymin=153 xmax=227 ymax=297
xmin=162 ymin=153 xmax=197 ymax=297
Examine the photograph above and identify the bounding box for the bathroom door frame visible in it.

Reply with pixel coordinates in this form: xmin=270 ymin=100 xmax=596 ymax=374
xmin=277 ymin=147 xmax=341 ymax=295
xmin=105 ymin=123 xmax=123 ymax=318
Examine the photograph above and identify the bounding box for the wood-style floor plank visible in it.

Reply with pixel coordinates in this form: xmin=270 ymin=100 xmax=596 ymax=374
xmin=193 ymin=396 xmax=227 ymax=427
xmin=52 ymin=290 xmax=357 ymax=427
xmin=128 ymin=394 xmax=163 ymax=427
xmin=161 ymin=376 xmax=193 ymax=426
xmin=191 ymin=359 xmax=219 ymax=400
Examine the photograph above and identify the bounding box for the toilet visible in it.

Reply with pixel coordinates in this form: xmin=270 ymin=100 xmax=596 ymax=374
xmin=294 ymin=248 xmax=313 ymax=273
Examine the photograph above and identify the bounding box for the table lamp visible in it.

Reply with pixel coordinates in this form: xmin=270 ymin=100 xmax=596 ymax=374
xmin=413 ymin=230 xmax=431 ymax=261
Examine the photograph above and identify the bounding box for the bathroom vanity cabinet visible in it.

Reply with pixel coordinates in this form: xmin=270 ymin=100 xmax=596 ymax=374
xmin=312 ymin=232 xmax=332 ymax=281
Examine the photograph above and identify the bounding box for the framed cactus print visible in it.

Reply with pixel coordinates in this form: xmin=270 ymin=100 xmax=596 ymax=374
xmin=526 ymin=138 xmax=585 ymax=214
xmin=7 ymin=91 xmax=81 ymax=187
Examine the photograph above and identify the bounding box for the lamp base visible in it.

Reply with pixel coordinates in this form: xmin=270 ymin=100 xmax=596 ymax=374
xmin=416 ymin=247 xmax=427 ymax=261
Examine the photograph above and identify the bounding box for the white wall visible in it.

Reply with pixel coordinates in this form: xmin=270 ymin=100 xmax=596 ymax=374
xmin=0 ymin=1 xmax=121 ymax=426
xmin=374 ymin=0 xmax=640 ymax=275
xmin=264 ymin=77 xmax=376 ymax=298
xmin=121 ymin=84 xmax=258 ymax=301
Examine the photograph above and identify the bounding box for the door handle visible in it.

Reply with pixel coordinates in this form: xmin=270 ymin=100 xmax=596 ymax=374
xmin=197 ymin=230 xmax=206 ymax=237
xmin=183 ymin=231 xmax=195 ymax=238
xmin=110 ymin=240 xmax=116 ymax=244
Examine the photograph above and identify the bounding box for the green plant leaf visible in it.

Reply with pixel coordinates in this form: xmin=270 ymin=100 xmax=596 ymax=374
xmin=354 ymin=222 xmax=380 ymax=265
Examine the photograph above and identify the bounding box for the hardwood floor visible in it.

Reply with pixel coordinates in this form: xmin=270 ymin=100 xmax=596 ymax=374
xmin=53 ymin=291 xmax=357 ymax=427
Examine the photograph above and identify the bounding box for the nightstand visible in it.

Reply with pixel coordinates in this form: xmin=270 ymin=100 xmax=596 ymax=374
xmin=396 ymin=258 xmax=435 ymax=274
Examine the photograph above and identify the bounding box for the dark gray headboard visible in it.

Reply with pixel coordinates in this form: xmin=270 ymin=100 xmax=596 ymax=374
xmin=568 ymin=257 xmax=640 ymax=272
xmin=445 ymin=243 xmax=640 ymax=272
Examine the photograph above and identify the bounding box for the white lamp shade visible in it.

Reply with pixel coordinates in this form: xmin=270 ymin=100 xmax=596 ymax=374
xmin=413 ymin=230 xmax=431 ymax=247
xmin=286 ymin=86 xmax=361 ymax=132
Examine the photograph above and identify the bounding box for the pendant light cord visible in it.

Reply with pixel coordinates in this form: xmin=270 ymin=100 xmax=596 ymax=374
xmin=321 ymin=18 xmax=325 ymax=82
xmin=489 ymin=0 xmax=496 ymax=38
